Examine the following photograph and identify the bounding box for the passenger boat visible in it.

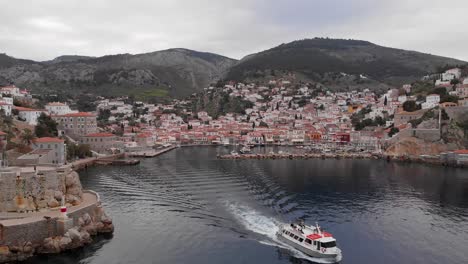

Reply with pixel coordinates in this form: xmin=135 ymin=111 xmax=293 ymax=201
xmin=277 ymin=221 xmax=342 ymax=262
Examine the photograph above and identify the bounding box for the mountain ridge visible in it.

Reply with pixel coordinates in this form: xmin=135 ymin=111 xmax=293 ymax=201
xmin=0 ymin=49 xmax=237 ymax=99
xmin=0 ymin=38 xmax=466 ymax=100
xmin=226 ymin=38 xmax=466 ymax=88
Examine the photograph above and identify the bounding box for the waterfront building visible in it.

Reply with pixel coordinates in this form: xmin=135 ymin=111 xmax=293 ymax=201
xmin=17 ymin=137 xmax=65 ymax=165
xmin=80 ymin=132 xmax=120 ymax=154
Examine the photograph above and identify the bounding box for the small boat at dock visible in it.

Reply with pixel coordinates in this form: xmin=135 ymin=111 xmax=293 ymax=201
xmin=240 ymin=145 xmax=252 ymax=154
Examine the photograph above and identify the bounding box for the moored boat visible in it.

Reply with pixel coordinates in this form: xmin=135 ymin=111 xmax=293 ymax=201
xmin=240 ymin=145 xmax=252 ymax=154
xmin=276 ymin=221 xmax=342 ymax=262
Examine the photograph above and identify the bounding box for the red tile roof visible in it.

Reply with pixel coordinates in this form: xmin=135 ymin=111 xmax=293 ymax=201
xmin=55 ymin=112 xmax=95 ymax=117
xmin=454 ymin=150 xmax=468 ymax=154
xmin=47 ymin=102 xmax=66 ymax=106
xmin=34 ymin=137 xmax=64 ymax=143
xmin=84 ymin=133 xmax=115 ymax=137
xmin=14 ymin=106 xmax=45 ymax=112
xmin=136 ymin=133 xmax=152 ymax=138
xmin=0 ymin=131 xmax=6 ymax=136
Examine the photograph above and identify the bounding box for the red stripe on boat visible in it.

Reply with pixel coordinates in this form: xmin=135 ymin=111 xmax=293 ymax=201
xmin=306 ymin=234 xmax=322 ymax=240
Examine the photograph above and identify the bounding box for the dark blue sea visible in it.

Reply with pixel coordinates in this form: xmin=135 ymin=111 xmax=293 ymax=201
xmin=28 ymin=146 xmax=468 ymax=264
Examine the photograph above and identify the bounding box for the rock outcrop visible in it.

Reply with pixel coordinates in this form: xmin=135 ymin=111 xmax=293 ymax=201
xmin=38 ymin=211 xmax=113 ymax=254
xmin=0 ymin=210 xmax=114 ymax=263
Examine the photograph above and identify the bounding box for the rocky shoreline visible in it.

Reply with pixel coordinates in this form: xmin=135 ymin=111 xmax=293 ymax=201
xmin=0 ymin=209 xmax=114 ymax=263
xmin=0 ymin=166 xmax=114 ymax=263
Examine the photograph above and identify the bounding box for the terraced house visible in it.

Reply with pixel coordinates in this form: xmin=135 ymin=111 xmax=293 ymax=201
xmin=52 ymin=112 xmax=98 ymax=139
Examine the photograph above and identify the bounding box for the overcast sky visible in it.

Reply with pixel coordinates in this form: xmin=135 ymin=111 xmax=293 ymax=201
xmin=1 ymin=0 xmax=467 ymax=61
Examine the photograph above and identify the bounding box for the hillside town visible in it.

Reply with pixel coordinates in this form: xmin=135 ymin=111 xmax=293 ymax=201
xmin=0 ymin=67 xmax=467 ymax=168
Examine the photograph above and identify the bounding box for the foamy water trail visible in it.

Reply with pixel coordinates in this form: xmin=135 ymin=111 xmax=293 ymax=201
xmin=225 ymin=202 xmax=339 ymax=263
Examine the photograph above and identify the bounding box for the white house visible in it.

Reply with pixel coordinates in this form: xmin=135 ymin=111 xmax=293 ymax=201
xmin=0 ymin=85 xmax=21 ymax=96
xmin=422 ymin=94 xmax=440 ymax=109
xmin=0 ymin=102 xmax=12 ymax=116
xmin=445 ymin=68 xmax=462 ymax=79
xmin=397 ymin=95 xmax=407 ymax=104
xmin=15 ymin=106 xmax=47 ymax=125
xmin=45 ymin=102 xmax=75 ymax=115
xmin=435 ymin=79 xmax=451 ymax=87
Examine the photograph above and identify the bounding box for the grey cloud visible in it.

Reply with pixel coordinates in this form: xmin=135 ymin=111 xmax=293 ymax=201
xmin=0 ymin=0 xmax=467 ymax=61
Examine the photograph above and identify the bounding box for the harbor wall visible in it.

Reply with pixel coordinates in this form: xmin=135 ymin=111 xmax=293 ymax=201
xmin=0 ymin=190 xmax=101 ymax=246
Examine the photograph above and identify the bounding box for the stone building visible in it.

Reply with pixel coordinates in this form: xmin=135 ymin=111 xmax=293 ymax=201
xmin=52 ymin=112 xmax=98 ymax=139
xmin=394 ymin=109 xmax=428 ymax=126
xmin=16 ymin=137 xmax=66 ymax=166
xmin=45 ymin=102 xmax=76 ymax=115
xmin=80 ymin=133 xmax=120 ymax=154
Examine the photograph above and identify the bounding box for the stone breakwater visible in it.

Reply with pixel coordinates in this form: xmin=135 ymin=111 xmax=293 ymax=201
xmin=0 ymin=166 xmax=114 ymax=263
xmin=218 ymin=153 xmax=380 ymax=160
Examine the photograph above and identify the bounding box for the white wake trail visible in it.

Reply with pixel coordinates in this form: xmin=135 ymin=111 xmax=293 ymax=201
xmin=225 ymin=202 xmax=338 ymax=263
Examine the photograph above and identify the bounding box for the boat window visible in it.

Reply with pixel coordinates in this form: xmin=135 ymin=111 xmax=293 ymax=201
xmin=305 ymin=239 xmax=312 ymax=244
xmin=321 ymin=241 xmax=337 ymax=248
xmin=289 ymin=233 xmax=294 ymax=238
xmin=293 ymin=235 xmax=299 ymax=240
xmin=313 ymin=241 xmax=317 ymax=246
xmin=298 ymin=238 xmax=304 ymax=242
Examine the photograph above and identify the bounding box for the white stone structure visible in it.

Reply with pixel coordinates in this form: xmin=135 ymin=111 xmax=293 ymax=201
xmin=45 ymin=102 xmax=75 ymax=115
xmin=15 ymin=107 xmax=47 ymax=125
xmin=422 ymin=94 xmax=441 ymax=109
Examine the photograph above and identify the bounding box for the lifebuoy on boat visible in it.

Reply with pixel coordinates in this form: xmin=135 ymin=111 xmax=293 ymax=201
xmin=321 ymin=248 xmax=326 ymax=253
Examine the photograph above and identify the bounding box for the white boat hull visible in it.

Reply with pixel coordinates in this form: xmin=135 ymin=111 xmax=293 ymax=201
xmin=277 ymin=232 xmax=341 ymax=261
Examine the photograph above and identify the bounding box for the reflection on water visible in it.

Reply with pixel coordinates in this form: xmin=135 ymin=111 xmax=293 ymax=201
xmin=27 ymin=146 xmax=468 ymax=264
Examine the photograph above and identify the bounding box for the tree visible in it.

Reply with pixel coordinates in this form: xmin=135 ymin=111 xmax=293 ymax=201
xmin=441 ymin=109 xmax=449 ymax=120
xmin=388 ymin=127 xmax=399 ymax=137
xmin=402 ymin=101 xmax=420 ymax=112
xmin=441 ymin=95 xmax=459 ymax=104
xmin=67 ymin=143 xmax=92 ymax=160
xmin=98 ymin=109 xmax=111 ymax=122
xmin=432 ymin=87 xmax=448 ymax=97
xmin=374 ymin=116 xmax=385 ymax=126
xmin=259 ymin=121 xmax=268 ymax=128
xmin=384 ymin=96 xmax=388 ymax=106
xmin=76 ymin=95 xmax=96 ymax=112
xmin=20 ymin=128 xmax=36 ymax=145
xmin=34 ymin=113 xmax=58 ymax=137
